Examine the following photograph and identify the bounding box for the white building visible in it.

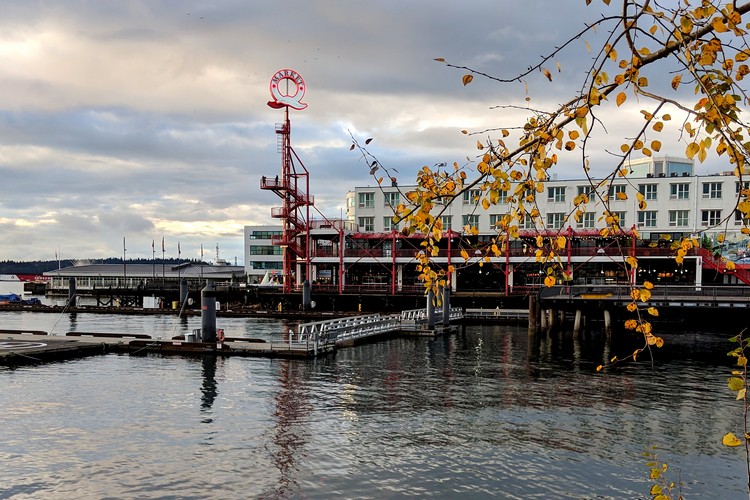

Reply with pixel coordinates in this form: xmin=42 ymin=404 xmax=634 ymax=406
xmin=246 ymin=156 xmax=750 ymax=293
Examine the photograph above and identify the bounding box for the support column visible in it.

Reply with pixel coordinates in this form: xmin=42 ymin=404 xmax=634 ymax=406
xmin=528 ymin=294 xmax=537 ymax=337
xmin=695 ymin=256 xmax=703 ymax=291
xmin=427 ymin=289 xmax=435 ymax=329
xmin=573 ymin=309 xmax=582 ymax=339
xmin=603 ymin=309 xmax=612 ymax=338
xmin=442 ymin=286 xmax=451 ymax=325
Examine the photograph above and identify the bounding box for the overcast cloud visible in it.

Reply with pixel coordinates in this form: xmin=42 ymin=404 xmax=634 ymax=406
xmin=0 ymin=1 xmax=726 ymax=263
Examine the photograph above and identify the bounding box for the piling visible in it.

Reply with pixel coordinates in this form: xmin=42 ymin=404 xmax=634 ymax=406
xmin=603 ymin=309 xmax=612 ymax=338
xmin=302 ymin=280 xmax=311 ymax=310
xmin=528 ymin=295 xmax=537 ymax=336
xmin=179 ymin=279 xmax=188 ymax=305
xmin=68 ymin=277 xmax=77 ymax=307
xmin=427 ymin=289 xmax=435 ymax=329
xmin=201 ymin=282 xmax=217 ymax=343
xmin=573 ymin=309 xmax=582 ymax=339
xmin=442 ymin=286 xmax=451 ymax=325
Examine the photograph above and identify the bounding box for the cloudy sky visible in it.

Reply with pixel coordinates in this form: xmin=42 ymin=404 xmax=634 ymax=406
xmin=0 ymin=1 xmax=722 ymax=264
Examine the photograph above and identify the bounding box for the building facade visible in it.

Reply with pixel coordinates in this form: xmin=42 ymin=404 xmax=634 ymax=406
xmin=245 ymin=156 xmax=750 ymax=294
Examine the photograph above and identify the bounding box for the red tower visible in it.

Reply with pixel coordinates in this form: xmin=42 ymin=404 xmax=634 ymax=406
xmin=260 ymin=69 xmax=313 ymax=293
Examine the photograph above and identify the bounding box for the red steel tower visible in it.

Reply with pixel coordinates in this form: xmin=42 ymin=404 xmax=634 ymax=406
xmin=260 ymin=69 xmax=313 ymax=293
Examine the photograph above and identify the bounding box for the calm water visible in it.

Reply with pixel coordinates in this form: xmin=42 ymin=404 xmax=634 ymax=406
xmin=0 ymin=311 xmax=746 ymax=499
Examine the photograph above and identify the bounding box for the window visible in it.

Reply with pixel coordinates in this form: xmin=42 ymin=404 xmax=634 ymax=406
xmin=737 ymin=181 xmax=750 ymax=194
xmin=669 ymin=210 xmax=689 ymax=227
xmin=638 ymin=183 xmax=657 ymax=200
xmin=441 ymin=215 xmax=452 ymax=231
xmin=383 ymin=217 xmax=399 ymax=231
xmin=702 ymin=182 xmax=722 ymax=199
xmin=701 ymin=210 xmax=721 ymax=226
xmin=522 ymin=213 xmax=536 ymax=229
xmin=548 ymin=186 xmax=565 ymax=202
xmin=462 ymin=214 xmax=480 ymax=229
xmin=576 ymin=212 xmax=595 ymax=229
xmin=462 ymin=189 xmax=481 ymax=204
xmin=251 ymin=261 xmax=282 ymax=270
xmin=384 ymin=192 xmax=400 ymax=208
xmin=489 ymin=214 xmax=504 ymax=228
xmin=670 ymin=183 xmax=689 ymax=200
xmin=637 ymin=211 xmax=657 ymax=227
xmin=358 ymin=192 xmax=374 ymax=208
xmin=546 ymin=212 xmax=566 ymax=229
xmin=735 ymin=209 xmax=749 ymax=226
xmin=358 ymin=216 xmax=374 ymax=231
xmin=608 ymin=184 xmax=626 ymax=199
xmin=577 ymin=185 xmax=596 ymax=202
xmin=249 ymin=230 xmax=282 ymax=239
xmin=249 ymin=245 xmax=282 ymax=255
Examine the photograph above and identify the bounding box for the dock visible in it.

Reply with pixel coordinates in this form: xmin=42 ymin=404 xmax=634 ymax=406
xmin=0 ymin=305 xmax=470 ymax=366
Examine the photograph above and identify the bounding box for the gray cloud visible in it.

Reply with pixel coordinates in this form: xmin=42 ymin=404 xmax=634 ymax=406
xmin=0 ymin=1 xmax=720 ymax=262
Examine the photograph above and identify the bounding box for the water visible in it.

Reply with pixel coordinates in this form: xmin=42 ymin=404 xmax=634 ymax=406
xmin=0 ymin=311 xmax=747 ymax=499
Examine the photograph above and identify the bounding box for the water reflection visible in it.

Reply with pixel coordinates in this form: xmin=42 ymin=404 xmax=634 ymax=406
xmin=200 ymin=356 xmax=218 ymax=418
xmin=268 ymin=360 xmax=311 ymax=498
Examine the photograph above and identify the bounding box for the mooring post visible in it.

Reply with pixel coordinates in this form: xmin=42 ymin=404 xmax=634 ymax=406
xmin=427 ymin=289 xmax=435 ymax=329
xmin=68 ymin=277 xmax=77 ymax=307
xmin=201 ymin=282 xmax=217 ymax=343
xmin=180 ymin=279 xmax=188 ymax=306
xmin=302 ymin=280 xmax=311 ymax=310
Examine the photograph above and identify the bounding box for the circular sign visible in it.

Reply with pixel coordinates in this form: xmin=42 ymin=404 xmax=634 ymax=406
xmin=268 ymin=68 xmax=308 ymax=110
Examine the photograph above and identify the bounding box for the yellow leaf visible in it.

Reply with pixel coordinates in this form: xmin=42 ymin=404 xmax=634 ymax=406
xmin=476 ymin=140 xmax=484 ymax=150
xmin=616 ymin=92 xmax=627 ymax=106
xmin=648 ymin=307 xmax=659 ymax=316
xmin=543 ymin=68 xmax=552 ymax=81
xmin=671 ymin=74 xmax=682 ymax=90
xmin=544 ymin=275 xmax=556 ymax=287
xmin=627 ymin=302 xmax=638 ymax=312
xmin=651 ymin=140 xmax=662 ymax=152
xmin=723 ymin=432 xmax=742 ymax=447
xmin=596 ymin=364 xmax=603 ymax=372
xmin=738 ymin=388 xmax=747 ymax=400
xmin=652 ymin=122 xmax=663 ymax=132
xmin=643 ymin=281 xmax=654 ymax=290
xmin=616 ymin=191 xmax=628 ymax=200
xmin=460 ymin=249 xmax=469 ymax=261
xmin=686 ymin=142 xmax=700 ymax=159
xmin=620 ymin=143 xmax=630 ymax=153
xmin=462 ymin=74 xmax=474 ymax=86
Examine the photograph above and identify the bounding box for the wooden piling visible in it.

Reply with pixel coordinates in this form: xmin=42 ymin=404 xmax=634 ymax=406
xmin=603 ymin=309 xmax=612 ymax=338
xmin=573 ymin=309 xmax=582 ymax=339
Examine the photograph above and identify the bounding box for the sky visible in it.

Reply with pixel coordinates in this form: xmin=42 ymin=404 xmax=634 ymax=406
xmin=0 ymin=1 xmax=728 ymax=264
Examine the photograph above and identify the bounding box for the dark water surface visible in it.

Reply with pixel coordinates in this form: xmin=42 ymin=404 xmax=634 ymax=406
xmin=0 ymin=311 xmax=746 ymax=499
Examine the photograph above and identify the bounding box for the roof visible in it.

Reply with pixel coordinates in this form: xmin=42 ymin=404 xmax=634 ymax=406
xmin=44 ymin=263 xmax=244 ymax=279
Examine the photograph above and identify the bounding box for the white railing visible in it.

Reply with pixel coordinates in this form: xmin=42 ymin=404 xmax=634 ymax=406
xmin=464 ymin=308 xmax=528 ymax=319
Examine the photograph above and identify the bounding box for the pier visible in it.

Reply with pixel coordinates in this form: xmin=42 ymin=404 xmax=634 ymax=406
xmin=0 ymin=305 xmax=466 ymax=366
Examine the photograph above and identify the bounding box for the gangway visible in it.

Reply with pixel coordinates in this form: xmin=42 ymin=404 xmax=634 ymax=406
xmin=296 ymin=307 xmax=464 ymax=350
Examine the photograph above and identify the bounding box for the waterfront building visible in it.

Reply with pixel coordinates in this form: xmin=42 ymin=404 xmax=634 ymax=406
xmin=45 ymin=261 xmax=245 ymax=295
xmin=248 ymin=156 xmax=750 ymax=294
